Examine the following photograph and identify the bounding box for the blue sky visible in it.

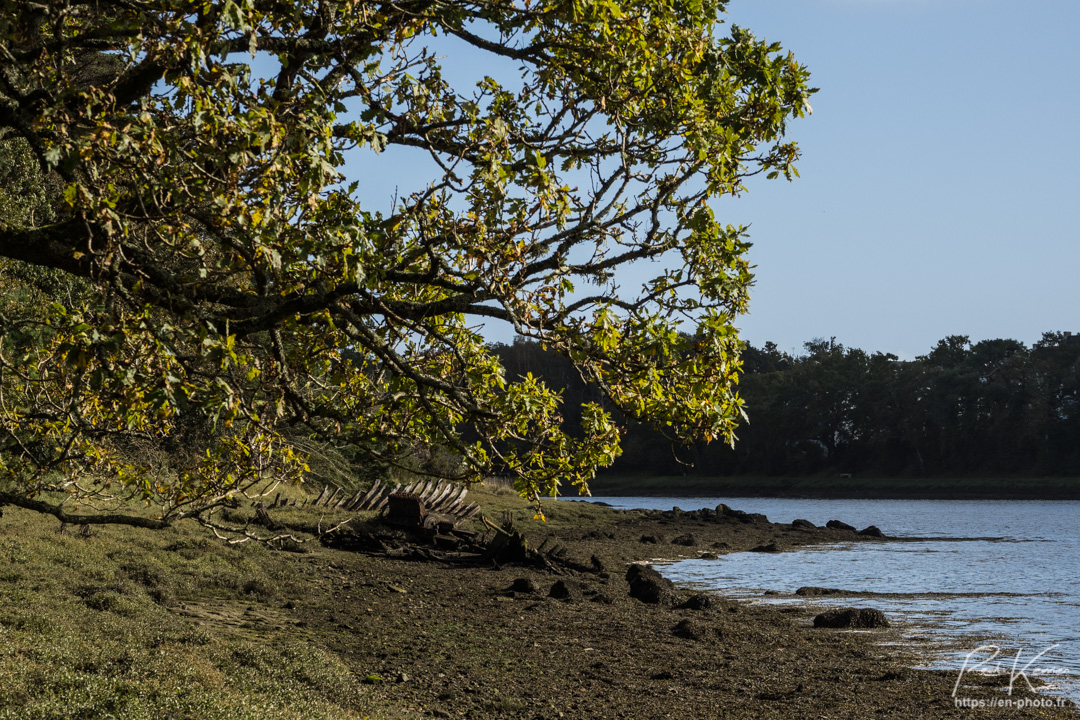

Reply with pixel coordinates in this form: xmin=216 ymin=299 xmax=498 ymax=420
xmin=345 ymin=0 xmax=1080 ymax=359
xmin=718 ymin=0 xmax=1080 ymax=358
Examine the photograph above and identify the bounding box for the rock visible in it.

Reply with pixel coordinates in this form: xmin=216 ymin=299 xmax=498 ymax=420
xmin=749 ymin=542 xmax=780 ymax=553
xmin=813 ymin=608 xmax=890 ymax=629
xmin=677 ymin=593 xmax=714 ymax=611
xmin=639 ymin=534 xmax=662 ymax=544
xmin=396 ymin=672 xmax=409 ymax=683
xmin=507 ymin=578 xmax=538 ymax=594
xmin=746 ymin=513 xmax=769 ymax=524
xmin=795 ymin=586 xmax=851 ymax=597
xmin=791 ymin=519 xmax=817 ymax=529
xmin=671 ymin=619 xmax=707 ymax=641
xmin=625 ymin=564 xmax=676 ymax=605
xmin=548 ymin=580 xmax=581 ymax=601
xmin=590 ymin=593 xmax=614 ymax=605
xmin=858 ymin=525 xmax=885 ymax=538
xmin=590 ymin=555 xmax=606 ymax=573
xmin=826 ymin=520 xmax=857 ymax=532
xmin=671 ymin=533 xmax=696 ymax=547
xmin=698 ymin=552 xmax=718 ymax=560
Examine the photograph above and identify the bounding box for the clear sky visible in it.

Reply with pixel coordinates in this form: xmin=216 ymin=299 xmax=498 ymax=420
xmin=717 ymin=0 xmax=1080 ymax=359
xmin=346 ymin=0 xmax=1080 ymax=360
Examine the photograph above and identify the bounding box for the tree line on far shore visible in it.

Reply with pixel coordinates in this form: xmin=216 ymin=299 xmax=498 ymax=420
xmin=491 ymin=332 xmax=1080 ymax=478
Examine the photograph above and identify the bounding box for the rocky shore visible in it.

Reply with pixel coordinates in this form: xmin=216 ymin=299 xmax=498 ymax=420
xmin=308 ymin=491 xmax=1078 ymax=719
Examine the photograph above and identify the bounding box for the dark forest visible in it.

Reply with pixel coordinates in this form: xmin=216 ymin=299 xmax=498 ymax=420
xmin=492 ymin=332 xmax=1080 ymax=478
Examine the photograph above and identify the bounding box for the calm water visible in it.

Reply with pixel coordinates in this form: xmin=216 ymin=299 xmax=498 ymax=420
xmin=568 ymin=496 xmax=1080 ymax=697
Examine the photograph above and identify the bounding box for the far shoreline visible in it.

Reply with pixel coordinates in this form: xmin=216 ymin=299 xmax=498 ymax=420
xmin=587 ymin=474 xmax=1080 ymax=501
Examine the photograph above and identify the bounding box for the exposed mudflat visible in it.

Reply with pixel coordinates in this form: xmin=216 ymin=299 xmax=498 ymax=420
xmin=271 ymin=501 xmax=1078 ymax=719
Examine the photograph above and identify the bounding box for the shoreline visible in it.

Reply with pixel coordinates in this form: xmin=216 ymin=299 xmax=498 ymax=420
xmin=588 ymin=475 xmax=1080 ymax=501
xmin=326 ymin=490 xmax=1078 ymax=718
xmin=3 ymin=488 xmax=1076 ymax=718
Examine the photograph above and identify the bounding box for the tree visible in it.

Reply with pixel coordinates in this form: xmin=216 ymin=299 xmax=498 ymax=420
xmin=0 ymin=0 xmax=813 ymax=531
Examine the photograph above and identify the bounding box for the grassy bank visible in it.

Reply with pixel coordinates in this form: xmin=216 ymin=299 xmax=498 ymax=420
xmin=587 ymin=473 xmax=1080 ymax=499
xmin=0 ymin=496 xmax=391 ymax=720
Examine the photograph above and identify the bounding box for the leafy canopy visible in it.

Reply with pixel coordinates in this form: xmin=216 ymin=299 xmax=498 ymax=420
xmin=0 ymin=0 xmax=812 ymax=529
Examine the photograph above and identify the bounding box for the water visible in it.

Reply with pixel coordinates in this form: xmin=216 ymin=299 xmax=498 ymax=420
xmin=568 ymin=496 xmax=1080 ymax=697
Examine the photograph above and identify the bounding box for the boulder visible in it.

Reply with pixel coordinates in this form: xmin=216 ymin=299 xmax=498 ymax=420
xmin=548 ymin=580 xmax=582 ymax=601
xmin=813 ymin=608 xmax=890 ymax=629
xmin=671 ymin=619 xmax=707 ymax=641
xmin=795 ymin=586 xmax=851 ymax=597
xmin=639 ymin=534 xmax=662 ymax=544
xmin=506 ymin=578 xmax=538 ymax=594
xmin=626 ymin=564 xmax=676 ymax=605
xmin=858 ymin=525 xmax=885 ymax=538
xmin=791 ymin=519 xmax=817 ymax=529
xmin=749 ymin=542 xmax=780 ymax=553
xmin=671 ymin=533 xmax=696 ymax=547
xmin=677 ymin=593 xmax=714 ymax=611
xmin=826 ymin=520 xmax=857 ymax=532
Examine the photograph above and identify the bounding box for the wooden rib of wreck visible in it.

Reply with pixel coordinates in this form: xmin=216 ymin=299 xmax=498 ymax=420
xmin=306 ymin=479 xmax=481 ymax=528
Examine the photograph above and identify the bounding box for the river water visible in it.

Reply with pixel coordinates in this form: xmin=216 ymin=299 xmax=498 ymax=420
xmin=567 ymin=496 xmax=1080 ymax=698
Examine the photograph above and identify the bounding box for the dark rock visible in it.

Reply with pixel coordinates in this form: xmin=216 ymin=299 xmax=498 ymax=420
xmin=651 ymin=670 xmax=675 ymax=680
xmin=858 ymin=525 xmax=885 ymax=538
xmin=813 ymin=608 xmax=890 ymax=629
xmin=791 ymin=519 xmax=817 ymax=529
xmin=590 ymin=593 xmax=614 ymax=605
xmin=625 ymin=564 xmax=676 ymax=605
xmin=639 ymin=534 xmax=662 ymax=544
xmin=698 ymin=552 xmax=718 ymax=560
xmin=590 ymin=555 xmax=606 ymax=573
xmin=677 ymin=593 xmax=714 ymax=611
xmin=507 ymin=578 xmax=538 ymax=594
xmin=548 ymin=580 xmax=581 ymax=601
xmin=746 ymin=513 xmax=769 ymax=524
xmin=795 ymin=586 xmax=851 ymax=597
xmin=749 ymin=542 xmax=780 ymax=553
xmin=826 ymin=520 xmax=857 ymax=532
xmin=671 ymin=619 xmax=706 ymax=640
xmin=671 ymin=533 xmax=696 ymax=547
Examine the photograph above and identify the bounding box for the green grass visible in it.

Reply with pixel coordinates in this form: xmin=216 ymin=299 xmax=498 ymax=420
xmin=588 ymin=473 xmax=1080 ymax=499
xmin=0 ymin=498 xmax=408 ymax=720
xmin=468 ymin=479 xmax=628 ymax=529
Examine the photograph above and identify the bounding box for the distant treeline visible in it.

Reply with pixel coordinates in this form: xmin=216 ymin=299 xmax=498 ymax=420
xmin=490 ymin=332 xmax=1080 ymax=477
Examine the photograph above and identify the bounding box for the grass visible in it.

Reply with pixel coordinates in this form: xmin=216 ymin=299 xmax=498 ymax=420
xmin=0 ymin=486 xmax=411 ymax=720
xmin=587 ymin=473 xmax=1080 ymax=499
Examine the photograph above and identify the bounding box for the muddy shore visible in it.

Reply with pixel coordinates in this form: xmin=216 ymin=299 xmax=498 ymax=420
xmin=303 ymin=490 xmax=1078 ymax=719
